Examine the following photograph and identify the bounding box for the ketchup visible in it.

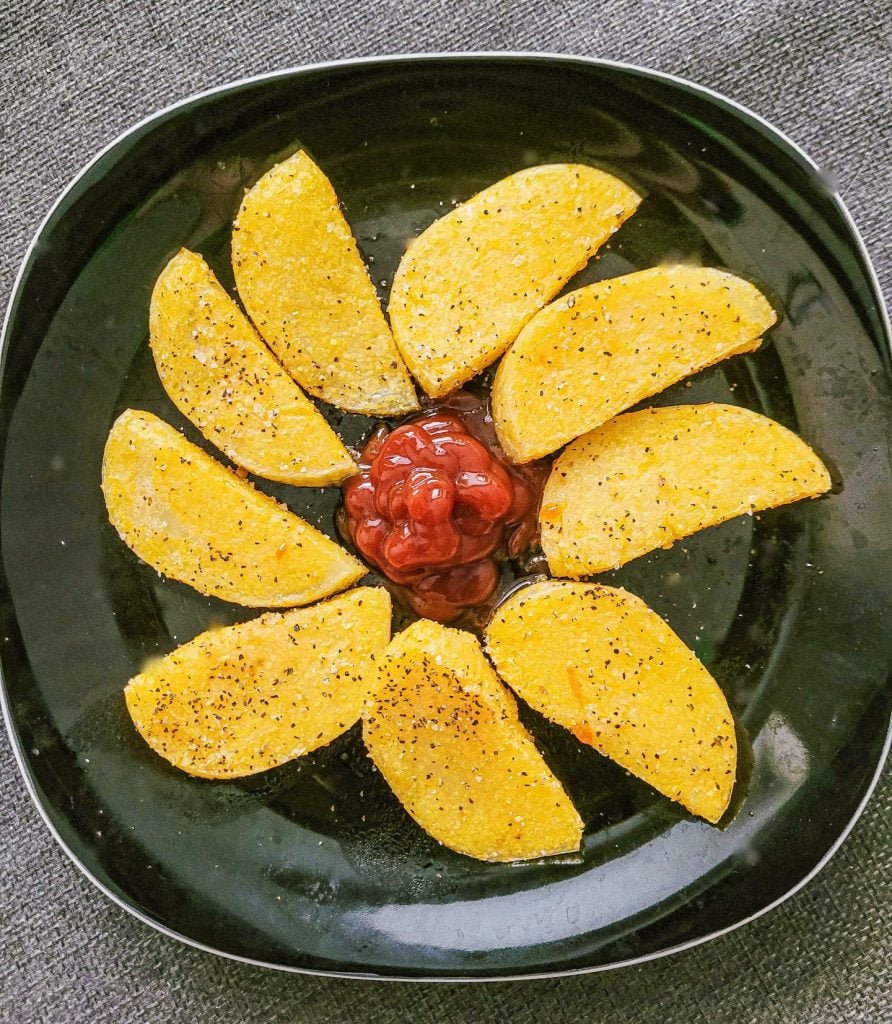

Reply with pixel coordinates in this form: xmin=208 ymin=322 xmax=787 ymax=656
xmin=341 ymin=393 xmax=546 ymax=622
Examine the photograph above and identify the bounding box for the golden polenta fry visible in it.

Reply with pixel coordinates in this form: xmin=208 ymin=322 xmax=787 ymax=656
xmin=363 ymin=619 xmax=583 ymax=862
xmin=150 ymin=249 xmax=356 ymax=486
xmin=486 ymin=580 xmax=736 ymax=823
xmin=492 ymin=266 xmax=776 ymax=462
xmin=125 ymin=588 xmax=392 ymax=779
xmin=231 ymin=150 xmax=418 ymax=416
xmin=102 ymin=409 xmax=365 ymax=606
xmin=388 ymin=164 xmax=641 ymax=397
xmin=540 ymin=404 xmax=832 ymax=576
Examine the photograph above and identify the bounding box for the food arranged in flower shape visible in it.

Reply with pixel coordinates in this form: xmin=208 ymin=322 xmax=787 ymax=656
xmin=104 ymin=151 xmax=831 ymax=862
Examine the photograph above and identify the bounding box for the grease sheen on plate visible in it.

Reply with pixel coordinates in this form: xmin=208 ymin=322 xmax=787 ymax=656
xmin=1 ymin=55 xmax=890 ymax=979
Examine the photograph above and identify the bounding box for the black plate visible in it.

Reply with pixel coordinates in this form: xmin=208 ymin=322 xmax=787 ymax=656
xmin=1 ymin=55 xmax=890 ymax=980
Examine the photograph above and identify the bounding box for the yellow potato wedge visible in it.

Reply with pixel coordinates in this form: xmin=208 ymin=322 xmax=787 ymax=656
xmin=486 ymin=580 xmax=736 ymax=822
xmin=492 ymin=266 xmax=776 ymax=462
xmin=363 ymin=619 xmax=583 ymax=862
xmin=102 ymin=409 xmax=365 ymax=606
xmin=125 ymin=588 xmax=392 ymax=778
xmin=231 ymin=150 xmax=418 ymax=416
xmin=388 ymin=163 xmax=641 ymax=397
xmin=541 ymin=404 xmax=831 ymax=576
xmin=150 ymin=249 xmax=356 ymax=486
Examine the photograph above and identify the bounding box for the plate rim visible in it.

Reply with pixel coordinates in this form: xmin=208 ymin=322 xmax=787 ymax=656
xmin=1 ymin=50 xmax=890 ymax=983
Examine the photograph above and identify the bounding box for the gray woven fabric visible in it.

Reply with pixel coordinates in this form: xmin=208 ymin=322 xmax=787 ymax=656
xmin=1 ymin=1 xmax=890 ymax=1021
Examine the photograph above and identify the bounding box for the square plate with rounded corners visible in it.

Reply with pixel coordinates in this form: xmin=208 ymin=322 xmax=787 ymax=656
xmin=1 ymin=54 xmax=890 ymax=980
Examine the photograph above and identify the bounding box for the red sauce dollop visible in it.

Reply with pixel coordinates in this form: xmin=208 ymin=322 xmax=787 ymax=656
xmin=341 ymin=394 xmax=546 ymax=622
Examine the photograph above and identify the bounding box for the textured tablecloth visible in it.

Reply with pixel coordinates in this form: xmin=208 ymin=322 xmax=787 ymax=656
xmin=1 ymin=2 xmax=890 ymax=1021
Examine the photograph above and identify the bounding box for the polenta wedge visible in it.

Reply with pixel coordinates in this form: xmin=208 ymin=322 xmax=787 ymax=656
xmin=492 ymin=266 xmax=776 ymax=462
xmin=486 ymin=581 xmax=736 ymax=823
xmin=150 ymin=248 xmax=356 ymax=486
xmin=540 ymin=404 xmax=832 ymax=576
xmin=231 ymin=150 xmax=418 ymax=416
xmin=126 ymin=588 xmax=392 ymax=778
xmin=101 ymin=409 xmax=364 ymax=606
xmin=388 ymin=164 xmax=641 ymax=397
xmin=363 ymin=619 xmax=583 ymax=862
